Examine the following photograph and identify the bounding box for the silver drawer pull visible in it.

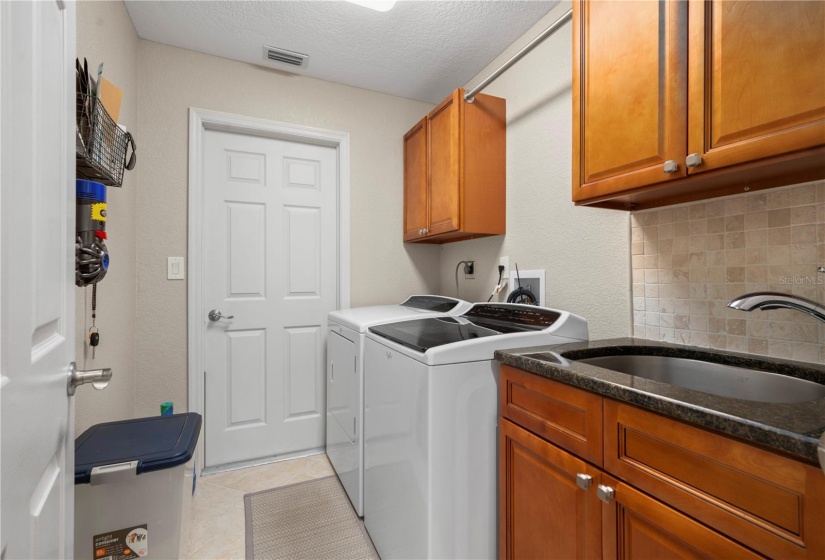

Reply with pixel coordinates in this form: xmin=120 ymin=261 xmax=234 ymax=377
xmin=597 ymin=484 xmax=614 ymax=504
xmin=685 ymin=153 xmax=703 ymax=168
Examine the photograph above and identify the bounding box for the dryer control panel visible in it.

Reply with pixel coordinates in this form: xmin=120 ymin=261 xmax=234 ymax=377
xmin=463 ymin=304 xmax=561 ymax=330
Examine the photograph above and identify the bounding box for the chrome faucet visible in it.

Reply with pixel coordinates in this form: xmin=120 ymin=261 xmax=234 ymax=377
xmin=727 ymin=292 xmax=825 ymax=323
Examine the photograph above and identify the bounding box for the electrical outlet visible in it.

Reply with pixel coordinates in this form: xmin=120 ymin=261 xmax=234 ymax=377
xmin=464 ymin=261 xmax=475 ymax=279
xmin=499 ymin=256 xmax=509 ymax=280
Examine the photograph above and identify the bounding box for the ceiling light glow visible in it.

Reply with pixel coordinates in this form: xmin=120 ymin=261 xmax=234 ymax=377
xmin=344 ymin=0 xmax=397 ymax=12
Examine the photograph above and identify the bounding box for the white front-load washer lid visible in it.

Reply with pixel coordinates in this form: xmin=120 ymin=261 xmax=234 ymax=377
xmin=366 ymin=303 xmax=589 ymax=366
xmin=328 ymin=295 xmax=472 ymax=333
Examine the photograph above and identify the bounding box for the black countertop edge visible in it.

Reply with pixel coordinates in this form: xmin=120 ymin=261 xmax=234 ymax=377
xmin=495 ymin=338 xmax=825 ymax=464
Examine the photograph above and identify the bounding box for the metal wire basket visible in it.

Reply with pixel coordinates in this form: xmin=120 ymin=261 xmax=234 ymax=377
xmin=76 ymin=92 xmax=134 ymax=187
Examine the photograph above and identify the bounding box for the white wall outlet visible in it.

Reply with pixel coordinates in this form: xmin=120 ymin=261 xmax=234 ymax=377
xmin=499 ymin=256 xmax=509 ymax=279
xmin=463 ymin=260 xmax=475 ymax=279
xmin=167 ymin=256 xmax=185 ymax=280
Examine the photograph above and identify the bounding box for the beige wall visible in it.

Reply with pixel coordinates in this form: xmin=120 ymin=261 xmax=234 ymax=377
xmin=440 ymin=3 xmax=631 ymax=340
xmin=75 ymin=1 xmax=140 ymax=433
xmin=134 ymin=40 xmax=439 ymax=416
xmin=84 ymin=0 xmax=820 ymax=428
xmin=632 ymin=181 xmax=825 ymax=363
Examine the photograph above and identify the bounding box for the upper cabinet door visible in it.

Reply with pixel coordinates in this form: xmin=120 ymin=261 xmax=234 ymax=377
xmin=427 ymin=90 xmax=461 ymax=236
xmin=687 ymin=1 xmax=825 ymax=174
xmin=573 ymin=0 xmax=688 ymax=202
xmin=403 ymin=118 xmax=428 ymax=241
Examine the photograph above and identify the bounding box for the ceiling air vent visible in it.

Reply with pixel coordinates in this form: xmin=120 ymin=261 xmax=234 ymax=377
xmin=263 ymin=45 xmax=309 ymax=69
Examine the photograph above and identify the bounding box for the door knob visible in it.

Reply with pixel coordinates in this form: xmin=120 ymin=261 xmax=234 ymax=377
xmin=663 ymin=160 xmax=678 ymax=174
xmin=68 ymin=362 xmax=112 ymax=396
xmin=208 ymin=309 xmax=234 ymax=322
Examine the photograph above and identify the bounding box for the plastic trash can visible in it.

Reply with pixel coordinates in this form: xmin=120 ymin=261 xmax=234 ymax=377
xmin=74 ymin=413 xmax=202 ymax=559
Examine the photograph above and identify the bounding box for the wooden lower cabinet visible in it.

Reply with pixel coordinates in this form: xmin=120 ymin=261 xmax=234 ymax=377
xmin=604 ymin=475 xmax=762 ymax=560
xmin=500 ymin=419 xmax=602 ymax=559
xmin=499 ymin=418 xmax=759 ymax=560
xmin=499 ymin=366 xmax=825 ymax=559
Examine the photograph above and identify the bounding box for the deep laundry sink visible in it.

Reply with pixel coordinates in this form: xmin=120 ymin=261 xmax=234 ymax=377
xmin=575 ymin=354 xmax=825 ymax=404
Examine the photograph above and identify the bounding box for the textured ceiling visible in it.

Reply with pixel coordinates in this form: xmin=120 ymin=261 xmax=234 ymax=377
xmin=124 ymin=1 xmax=559 ymax=103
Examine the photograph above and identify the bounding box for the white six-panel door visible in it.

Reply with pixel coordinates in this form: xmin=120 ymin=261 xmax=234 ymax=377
xmin=203 ymin=129 xmax=338 ymax=467
xmin=1 ymin=1 xmax=76 ymax=557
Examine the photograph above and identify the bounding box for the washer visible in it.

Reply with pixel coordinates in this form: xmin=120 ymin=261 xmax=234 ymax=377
xmin=326 ymin=295 xmax=472 ymax=517
xmin=363 ymin=303 xmax=588 ymax=559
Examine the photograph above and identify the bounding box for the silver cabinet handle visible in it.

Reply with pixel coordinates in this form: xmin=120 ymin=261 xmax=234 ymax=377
xmin=576 ymin=473 xmax=592 ymax=490
xmin=686 ymin=153 xmax=703 ymax=168
xmin=596 ymin=484 xmax=615 ymax=504
xmin=68 ymin=362 xmax=112 ymax=396
xmin=208 ymin=309 xmax=234 ymax=322
xmin=663 ymin=160 xmax=678 ymax=174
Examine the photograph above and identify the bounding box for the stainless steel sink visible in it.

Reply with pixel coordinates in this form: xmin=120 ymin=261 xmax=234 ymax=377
xmin=576 ymin=355 xmax=825 ymax=404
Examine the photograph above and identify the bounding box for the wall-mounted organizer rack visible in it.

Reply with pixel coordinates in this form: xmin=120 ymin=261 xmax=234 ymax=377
xmin=76 ymin=92 xmax=135 ymax=187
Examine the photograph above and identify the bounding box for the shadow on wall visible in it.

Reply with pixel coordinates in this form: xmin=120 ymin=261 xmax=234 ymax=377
xmin=441 ymin=236 xmax=507 ymax=303
xmin=404 ymin=242 xmax=443 ymax=294
xmin=507 ymin=82 xmax=572 ymax=127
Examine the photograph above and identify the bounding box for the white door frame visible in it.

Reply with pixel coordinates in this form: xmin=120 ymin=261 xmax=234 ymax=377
xmin=187 ymin=108 xmax=350 ymax=474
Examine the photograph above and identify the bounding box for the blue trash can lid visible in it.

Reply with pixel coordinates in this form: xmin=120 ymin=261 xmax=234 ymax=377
xmin=76 ymin=179 xmax=106 ymax=202
xmin=75 ymin=413 xmax=202 ymax=485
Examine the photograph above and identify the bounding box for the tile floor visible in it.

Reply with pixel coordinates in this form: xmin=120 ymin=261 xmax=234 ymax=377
xmin=184 ymin=453 xmax=335 ymax=559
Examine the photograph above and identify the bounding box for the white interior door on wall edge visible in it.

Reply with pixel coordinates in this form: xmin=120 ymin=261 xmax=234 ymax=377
xmin=1 ymin=1 xmax=76 ymax=558
xmin=201 ymin=127 xmax=340 ymax=468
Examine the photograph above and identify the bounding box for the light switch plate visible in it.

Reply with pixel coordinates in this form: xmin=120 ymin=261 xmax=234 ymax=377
xmin=167 ymin=256 xmax=185 ymax=280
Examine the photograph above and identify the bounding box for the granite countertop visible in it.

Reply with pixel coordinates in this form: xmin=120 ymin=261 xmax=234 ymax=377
xmin=495 ymin=337 xmax=825 ymax=464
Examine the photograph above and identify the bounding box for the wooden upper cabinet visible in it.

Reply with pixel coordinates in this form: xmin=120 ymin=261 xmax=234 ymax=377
xmin=573 ymin=0 xmax=825 ymax=209
xmin=573 ymin=0 xmax=688 ymax=202
xmin=402 ymin=88 xmax=506 ymax=243
xmin=427 ymin=92 xmax=461 ymax=237
xmin=403 ymin=118 xmax=428 ymax=242
xmin=687 ymin=0 xmax=825 ymax=174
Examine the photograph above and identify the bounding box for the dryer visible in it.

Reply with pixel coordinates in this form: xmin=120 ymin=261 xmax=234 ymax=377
xmin=326 ymin=295 xmax=472 ymax=517
xmin=363 ymin=303 xmax=588 ymax=559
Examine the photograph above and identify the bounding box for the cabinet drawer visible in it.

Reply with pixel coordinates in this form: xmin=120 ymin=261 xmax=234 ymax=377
xmin=604 ymin=400 xmax=825 ymax=559
xmin=500 ymin=365 xmax=603 ymax=466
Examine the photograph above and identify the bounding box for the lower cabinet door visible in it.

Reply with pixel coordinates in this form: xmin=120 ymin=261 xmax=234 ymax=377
xmin=499 ymin=418 xmax=602 ymax=559
xmin=602 ymin=475 xmax=763 ymax=560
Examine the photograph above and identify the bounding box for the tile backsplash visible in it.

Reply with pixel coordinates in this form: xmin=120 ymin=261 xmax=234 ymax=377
xmin=631 ymin=181 xmax=825 ymax=364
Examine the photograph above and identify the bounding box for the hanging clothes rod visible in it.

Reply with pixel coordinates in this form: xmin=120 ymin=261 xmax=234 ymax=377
xmin=464 ymin=8 xmax=573 ymax=103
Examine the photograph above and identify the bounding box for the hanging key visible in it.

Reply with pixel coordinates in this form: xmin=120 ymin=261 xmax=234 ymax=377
xmin=89 ymin=326 xmax=100 ymax=359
